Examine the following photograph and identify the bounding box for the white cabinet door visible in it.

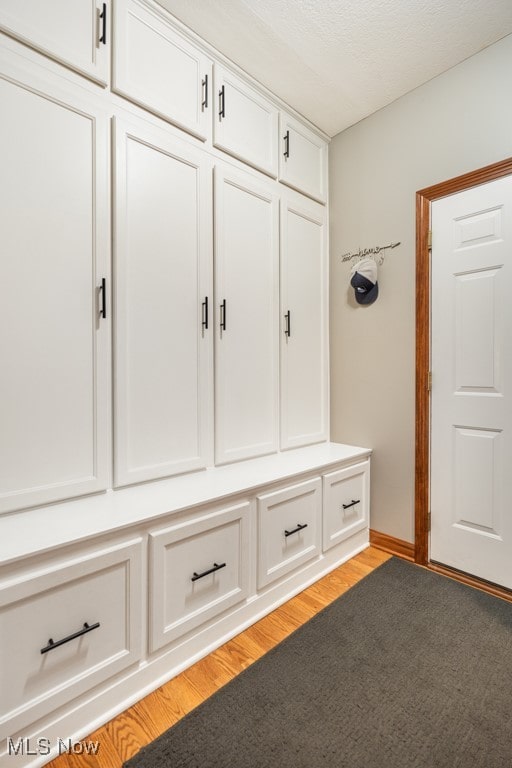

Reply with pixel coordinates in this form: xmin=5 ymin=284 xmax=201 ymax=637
xmin=279 ymin=111 xmax=328 ymax=203
xmin=214 ymin=165 xmax=279 ymax=464
xmin=323 ymin=461 xmax=370 ymax=551
xmin=113 ymin=116 xmax=213 ymax=486
xmin=0 ymin=66 xmax=110 ymax=514
xmin=213 ymin=65 xmax=278 ymax=177
xmin=280 ymin=195 xmax=328 ymax=449
xmin=0 ymin=0 xmax=109 ymax=84
xmin=113 ymin=0 xmax=212 ymax=140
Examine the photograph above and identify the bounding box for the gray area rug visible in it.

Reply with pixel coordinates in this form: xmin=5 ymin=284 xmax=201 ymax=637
xmin=125 ymin=558 xmax=512 ymax=768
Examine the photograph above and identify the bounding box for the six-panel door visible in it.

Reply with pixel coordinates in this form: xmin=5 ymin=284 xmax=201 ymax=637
xmin=0 ymin=0 xmax=109 ymax=83
xmin=280 ymin=194 xmax=328 ymax=449
xmin=113 ymin=116 xmax=213 ymax=486
xmin=214 ymin=165 xmax=280 ymax=465
xmin=0 ymin=64 xmax=110 ymax=514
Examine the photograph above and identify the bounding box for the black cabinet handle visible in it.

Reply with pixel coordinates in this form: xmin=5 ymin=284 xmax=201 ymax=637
xmin=284 ymin=522 xmax=308 ymax=538
xmin=202 ymin=296 xmax=209 ymax=330
xmin=342 ymin=499 xmax=361 ymax=510
xmin=191 ymin=562 xmax=226 ymax=582
xmin=41 ymin=621 xmax=100 ymax=654
xmin=202 ymin=74 xmax=208 ymax=109
xmin=284 ymin=310 xmax=291 ymax=337
xmin=99 ymin=277 xmax=107 ymax=319
xmin=283 ymin=129 xmax=290 ymax=158
xmin=219 ymin=86 xmax=225 ymax=119
xmin=220 ymin=299 xmax=226 ymax=331
xmin=99 ymin=3 xmax=107 ymax=45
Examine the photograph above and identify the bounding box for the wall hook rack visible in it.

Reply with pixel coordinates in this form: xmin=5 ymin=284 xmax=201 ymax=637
xmin=341 ymin=241 xmax=401 ymax=266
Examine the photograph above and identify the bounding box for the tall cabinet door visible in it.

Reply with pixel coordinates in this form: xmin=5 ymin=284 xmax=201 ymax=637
xmin=0 ymin=64 xmax=110 ymax=514
xmin=214 ymin=165 xmax=279 ymax=464
xmin=280 ymin=195 xmax=328 ymax=449
xmin=0 ymin=0 xmax=109 ymax=84
xmin=113 ymin=117 xmax=213 ymax=486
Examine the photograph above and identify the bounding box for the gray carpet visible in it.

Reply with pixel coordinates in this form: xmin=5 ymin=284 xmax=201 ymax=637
xmin=125 ymin=558 xmax=512 ymax=768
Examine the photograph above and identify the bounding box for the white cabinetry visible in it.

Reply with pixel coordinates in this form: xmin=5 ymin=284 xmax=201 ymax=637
xmin=149 ymin=501 xmax=250 ymax=651
xmin=257 ymin=478 xmax=321 ymax=588
xmin=213 ymin=65 xmax=278 ymax=177
xmin=279 ymin=111 xmax=328 ymax=203
xmin=0 ymin=64 xmax=110 ymax=514
xmin=0 ymin=0 xmax=109 ymax=83
xmin=113 ymin=0 xmax=212 ymax=140
xmin=280 ymin=194 xmax=328 ymax=450
xmin=323 ymin=461 xmax=370 ymax=551
xmin=0 ymin=538 xmax=142 ymax=740
xmin=113 ymin=116 xmax=213 ymax=486
xmin=214 ymin=165 xmax=279 ymax=465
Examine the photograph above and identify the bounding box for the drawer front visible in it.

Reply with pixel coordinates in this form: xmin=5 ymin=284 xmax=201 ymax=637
xmin=279 ymin=111 xmax=328 ymax=203
xmin=213 ymin=65 xmax=278 ymax=177
xmin=257 ymin=478 xmax=321 ymax=588
xmin=149 ymin=502 xmax=251 ymax=651
xmin=0 ymin=539 xmax=143 ymax=739
xmin=323 ymin=461 xmax=370 ymax=551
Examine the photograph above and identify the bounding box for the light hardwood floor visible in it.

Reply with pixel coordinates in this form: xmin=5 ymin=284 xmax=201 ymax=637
xmin=49 ymin=546 xmax=391 ymax=768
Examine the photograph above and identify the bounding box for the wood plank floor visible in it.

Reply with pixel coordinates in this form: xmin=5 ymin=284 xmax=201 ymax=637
xmin=49 ymin=547 xmax=391 ymax=768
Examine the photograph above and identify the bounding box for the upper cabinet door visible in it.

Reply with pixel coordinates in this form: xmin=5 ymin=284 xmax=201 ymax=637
xmin=0 ymin=0 xmax=109 ymax=84
xmin=214 ymin=165 xmax=279 ymax=465
xmin=280 ymin=194 xmax=328 ymax=450
xmin=279 ymin=111 xmax=328 ymax=203
xmin=0 ymin=65 xmax=110 ymax=514
xmin=113 ymin=116 xmax=213 ymax=487
xmin=113 ymin=0 xmax=212 ymax=141
xmin=213 ymin=65 xmax=278 ymax=178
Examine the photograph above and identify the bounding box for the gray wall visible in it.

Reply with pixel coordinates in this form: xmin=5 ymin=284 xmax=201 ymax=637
xmin=329 ymin=34 xmax=512 ymax=543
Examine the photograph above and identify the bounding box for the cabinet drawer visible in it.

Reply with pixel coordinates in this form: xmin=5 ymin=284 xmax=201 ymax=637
xmin=213 ymin=65 xmax=278 ymax=177
xmin=149 ymin=502 xmax=250 ymax=652
xmin=323 ymin=461 xmax=370 ymax=551
xmin=0 ymin=539 xmax=143 ymax=739
xmin=279 ymin=111 xmax=328 ymax=203
xmin=113 ymin=0 xmax=212 ymax=140
xmin=257 ymin=478 xmax=321 ymax=588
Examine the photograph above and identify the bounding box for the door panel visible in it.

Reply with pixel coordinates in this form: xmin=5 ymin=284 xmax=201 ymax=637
xmin=214 ymin=165 xmax=279 ymax=464
xmin=430 ymin=175 xmax=512 ymax=587
xmin=113 ymin=117 xmax=213 ymax=486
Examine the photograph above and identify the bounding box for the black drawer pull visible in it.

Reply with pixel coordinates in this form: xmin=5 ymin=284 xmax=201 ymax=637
xmin=41 ymin=621 xmax=100 ymax=654
xmin=99 ymin=3 xmax=107 ymax=45
xmin=202 ymin=296 xmax=209 ymax=330
xmin=283 ymin=129 xmax=290 ymax=158
xmin=202 ymin=73 xmax=208 ymax=109
xmin=191 ymin=562 xmax=226 ymax=582
xmin=99 ymin=277 xmax=107 ymax=319
xmin=220 ymin=299 xmax=226 ymax=331
xmin=342 ymin=499 xmax=361 ymax=510
xmin=284 ymin=310 xmax=291 ymax=337
xmin=219 ymin=85 xmax=225 ymax=119
xmin=284 ymin=522 xmax=308 ymax=538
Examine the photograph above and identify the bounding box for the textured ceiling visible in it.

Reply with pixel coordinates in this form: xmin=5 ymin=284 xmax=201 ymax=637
xmin=156 ymin=0 xmax=512 ymax=137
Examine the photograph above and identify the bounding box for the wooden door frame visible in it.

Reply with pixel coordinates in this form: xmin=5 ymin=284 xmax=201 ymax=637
xmin=415 ymin=157 xmax=512 ymax=566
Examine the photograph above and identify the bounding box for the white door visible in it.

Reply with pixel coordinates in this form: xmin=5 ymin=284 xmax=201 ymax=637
xmin=214 ymin=165 xmax=279 ymax=465
xmin=280 ymin=194 xmax=328 ymax=449
xmin=430 ymin=175 xmax=512 ymax=588
xmin=0 ymin=65 xmax=110 ymax=514
xmin=0 ymin=0 xmax=109 ymax=83
xmin=113 ymin=116 xmax=213 ymax=486
xmin=113 ymin=0 xmax=212 ymax=140
xmin=279 ymin=111 xmax=328 ymax=204
xmin=213 ymin=65 xmax=278 ymax=178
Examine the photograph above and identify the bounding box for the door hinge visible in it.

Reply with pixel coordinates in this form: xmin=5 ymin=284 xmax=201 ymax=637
xmin=427 ymin=511 xmax=431 ymax=532
xmin=427 ymin=371 xmax=432 ymax=391
xmin=427 ymin=229 xmax=432 ymax=250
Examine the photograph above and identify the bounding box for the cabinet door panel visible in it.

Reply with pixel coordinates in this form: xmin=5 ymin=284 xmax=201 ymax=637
xmin=0 ymin=0 xmax=108 ymax=83
xmin=279 ymin=112 xmax=328 ymax=203
xmin=281 ymin=197 xmax=328 ymax=449
xmin=214 ymin=66 xmax=278 ymax=177
xmin=113 ymin=0 xmax=211 ymax=140
xmin=113 ymin=117 xmax=212 ymax=486
xmin=0 ymin=73 xmax=109 ymax=513
xmin=214 ymin=166 xmax=279 ymax=464
xmin=323 ymin=461 xmax=370 ymax=551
